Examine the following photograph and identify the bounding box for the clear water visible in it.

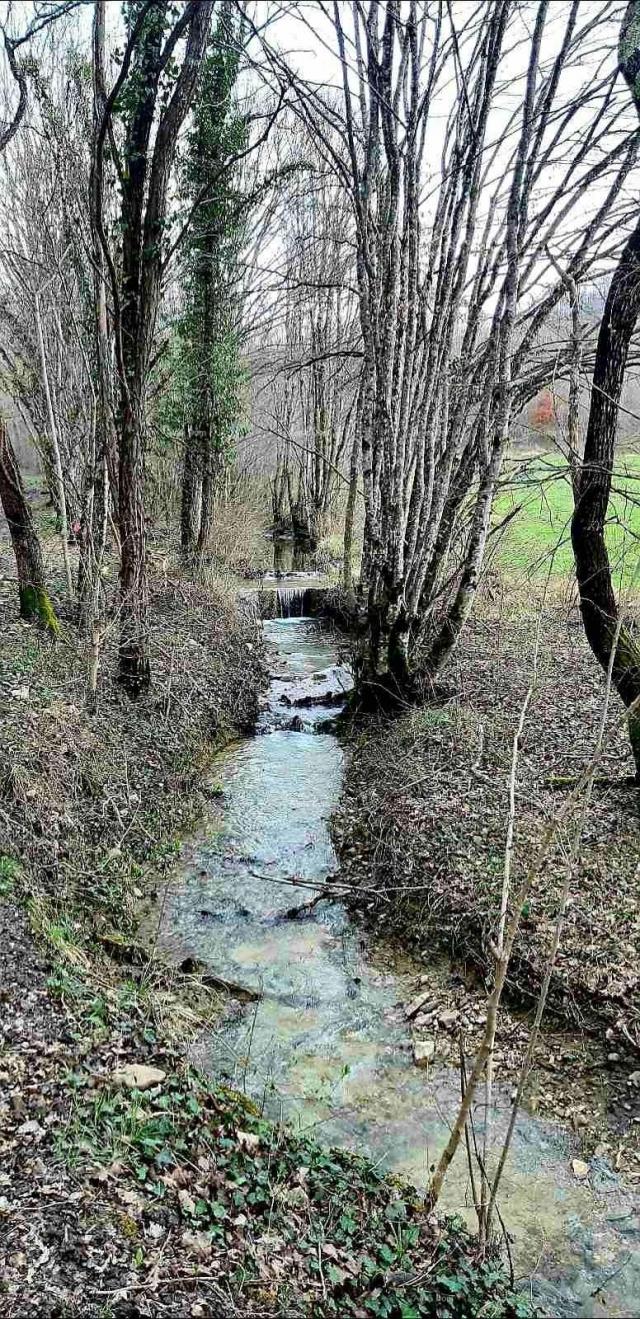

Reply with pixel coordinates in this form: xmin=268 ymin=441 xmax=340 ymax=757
xmin=152 ymin=618 xmax=640 ymax=1319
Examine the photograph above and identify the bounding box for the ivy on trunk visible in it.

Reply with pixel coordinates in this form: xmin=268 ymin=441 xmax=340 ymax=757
xmin=93 ymin=0 xmax=215 ymax=694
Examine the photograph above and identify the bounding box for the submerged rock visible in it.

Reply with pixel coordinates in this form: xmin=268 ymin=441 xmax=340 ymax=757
xmin=287 ymin=715 xmax=306 ymax=732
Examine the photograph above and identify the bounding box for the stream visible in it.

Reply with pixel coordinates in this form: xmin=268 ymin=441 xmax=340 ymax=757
xmin=153 ymin=603 xmax=640 ymax=1318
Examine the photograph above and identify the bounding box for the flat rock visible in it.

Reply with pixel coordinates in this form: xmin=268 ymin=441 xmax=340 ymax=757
xmin=414 ymin=1039 xmax=436 ymax=1068
xmin=405 ymin=990 xmax=432 ymax=1019
xmin=111 ymin=1064 xmax=166 ymax=1091
xmin=571 ymin=1158 xmax=590 ymax=1180
xmin=438 ymin=1008 xmax=459 ymax=1029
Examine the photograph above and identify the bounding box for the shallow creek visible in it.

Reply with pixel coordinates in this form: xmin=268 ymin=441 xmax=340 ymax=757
xmin=153 ymin=613 xmax=640 ymax=1318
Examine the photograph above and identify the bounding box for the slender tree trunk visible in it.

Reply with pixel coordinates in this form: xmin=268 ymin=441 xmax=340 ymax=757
xmin=0 ymin=421 xmax=58 ymax=632
xmin=118 ymin=399 xmax=150 ymax=696
xmin=76 ymin=405 xmax=97 ymax=625
xmin=196 ymin=439 xmax=215 ymax=555
xmin=343 ymin=426 xmax=359 ymax=594
xmin=181 ymin=423 xmax=201 ymax=554
xmin=569 ymin=4 xmax=640 ymax=775
xmin=426 ymin=439 xmax=505 ymax=675
xmin=34 ymin=290 xmax=74 ymax=603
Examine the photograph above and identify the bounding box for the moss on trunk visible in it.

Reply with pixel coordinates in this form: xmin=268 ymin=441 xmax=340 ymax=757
xmin=19 ymin=584 xmax=60 ymax=636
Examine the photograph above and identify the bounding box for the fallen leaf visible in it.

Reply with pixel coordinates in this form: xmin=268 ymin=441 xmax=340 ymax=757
xmin=237 ymin=1129 xmax=260 ymax=1151
xmin=181 ymin=1229 xmax=212 ymax=1259
xmin=178 ymin=1188 xmax=197 ymax=1216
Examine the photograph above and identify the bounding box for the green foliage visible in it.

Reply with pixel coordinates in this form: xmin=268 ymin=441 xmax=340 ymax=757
xmin=59 ymin=1067 xmax=534 ymax=1318
xmin=0 ymin=855 xmax=19 ymax=898
xmin=117 ymin=2 xmax=178 ymax=124
xmin=164 ymin=5 xmax=248 ymax=472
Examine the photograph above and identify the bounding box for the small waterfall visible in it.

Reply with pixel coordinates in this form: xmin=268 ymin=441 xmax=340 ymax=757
xmin=277 ymin=586 xmax=306 ymax=618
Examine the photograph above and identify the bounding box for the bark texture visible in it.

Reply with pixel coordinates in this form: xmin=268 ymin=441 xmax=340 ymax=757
xmin=102 ymin=0 xmax=214 ymax=694
xmin=0 ymin=421 xmax=58 ymax=632
xmin=571 ymin=222 xmax=640 ymax=775
xmin=572 ymin=1 xmax=640 ymax=777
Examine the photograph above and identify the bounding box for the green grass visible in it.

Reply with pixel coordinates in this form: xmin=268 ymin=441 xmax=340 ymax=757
xmin=493 ymin=451 xmax=640 ymax=584
xmin=0 ymin=855 xmax=20 ymax=898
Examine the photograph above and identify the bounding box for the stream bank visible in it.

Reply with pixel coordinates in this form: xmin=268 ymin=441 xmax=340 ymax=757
xmin=151 ymin=605 xmax=640 ymax=1319
xmin=0 ymin=562 xmax=521 ymax=1318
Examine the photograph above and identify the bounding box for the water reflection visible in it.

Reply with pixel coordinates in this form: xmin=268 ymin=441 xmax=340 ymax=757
xmin=272 ymin=537 xmax=313 ymax=575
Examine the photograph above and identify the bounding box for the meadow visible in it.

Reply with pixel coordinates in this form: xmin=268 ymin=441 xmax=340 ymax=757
xmin=493 ymin=449 xmax=640 ymax=585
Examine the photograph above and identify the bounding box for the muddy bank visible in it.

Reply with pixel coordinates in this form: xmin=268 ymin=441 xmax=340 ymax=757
xmin=0 ymin=572 xmax=266 ymax=1314
xmin=0 ymin=575 xmax=265 ymax=929
xmin=1 ymin=893 xmax=531 ymax=1319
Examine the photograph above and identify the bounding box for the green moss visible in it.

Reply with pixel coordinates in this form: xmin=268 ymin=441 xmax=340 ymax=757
xmin=0 ymin=855 xmax=19 ymax=899
xmin=19 ymin=584 xmax=60 ymax=636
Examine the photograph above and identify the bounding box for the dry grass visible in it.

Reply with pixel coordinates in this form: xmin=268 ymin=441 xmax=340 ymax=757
xmin=0 ymin=522 xmax=266 ymax=934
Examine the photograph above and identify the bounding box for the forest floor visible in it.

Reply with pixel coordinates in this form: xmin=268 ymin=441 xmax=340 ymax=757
xmin=335 ymin=585 xmax=640 ymax=1183
xmin=0 ymin=514 xmax=527 ymax=1318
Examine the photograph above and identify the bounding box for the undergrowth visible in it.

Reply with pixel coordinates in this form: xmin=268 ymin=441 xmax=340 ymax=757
xmin=58 ymin=1065 xmax=532 ymax=1319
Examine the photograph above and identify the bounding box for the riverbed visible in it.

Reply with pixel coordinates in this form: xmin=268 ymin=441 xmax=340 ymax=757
xmin=152 ymin=609 xmax=640 ymax=1318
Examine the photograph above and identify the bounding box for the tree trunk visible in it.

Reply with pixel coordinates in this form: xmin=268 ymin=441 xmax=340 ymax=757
xmin=0 ymin=420 xmax=58 ymax=632
xmin=34 ymin=290 xmax=74 ymax=603
xmin=196 ymin=441 xmax=215 ymax=555
xmin=106 ymin=0 xmax=214 ymax=694
xmin=181 ymin=423 xmax=201 ymax=554
xmin=118 ymin=402 xmax=150 ymax=696
xmin=571 ymin=214 xmax=640 ymax=777
xmin=343 ymin=427 xmax=359 ymax=593
xmin=426 ymin=439 xmax=505 ymax=676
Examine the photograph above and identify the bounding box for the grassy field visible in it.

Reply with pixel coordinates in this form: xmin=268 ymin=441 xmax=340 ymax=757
xmin=493 ymin=450 xmax=640 ymax=584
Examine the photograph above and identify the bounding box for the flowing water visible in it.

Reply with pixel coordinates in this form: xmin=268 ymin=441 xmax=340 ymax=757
xmin=153 ymin=612 xmax=640 ymax=1318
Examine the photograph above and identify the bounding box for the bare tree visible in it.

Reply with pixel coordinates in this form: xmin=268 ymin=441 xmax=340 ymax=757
xmin=255 ymin=1 xmax=640 ymax=703
xmin=0 ymin=1 xmax=80 ymax=628
xmin=0 ymin=419 xmax=58 ymax=630
xmin=253 ymin=153 xmax=360 ymax=549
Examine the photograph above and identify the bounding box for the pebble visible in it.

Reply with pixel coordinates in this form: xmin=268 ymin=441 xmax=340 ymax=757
xmin=111 ymin=1064 xmax=167 ymax=1091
